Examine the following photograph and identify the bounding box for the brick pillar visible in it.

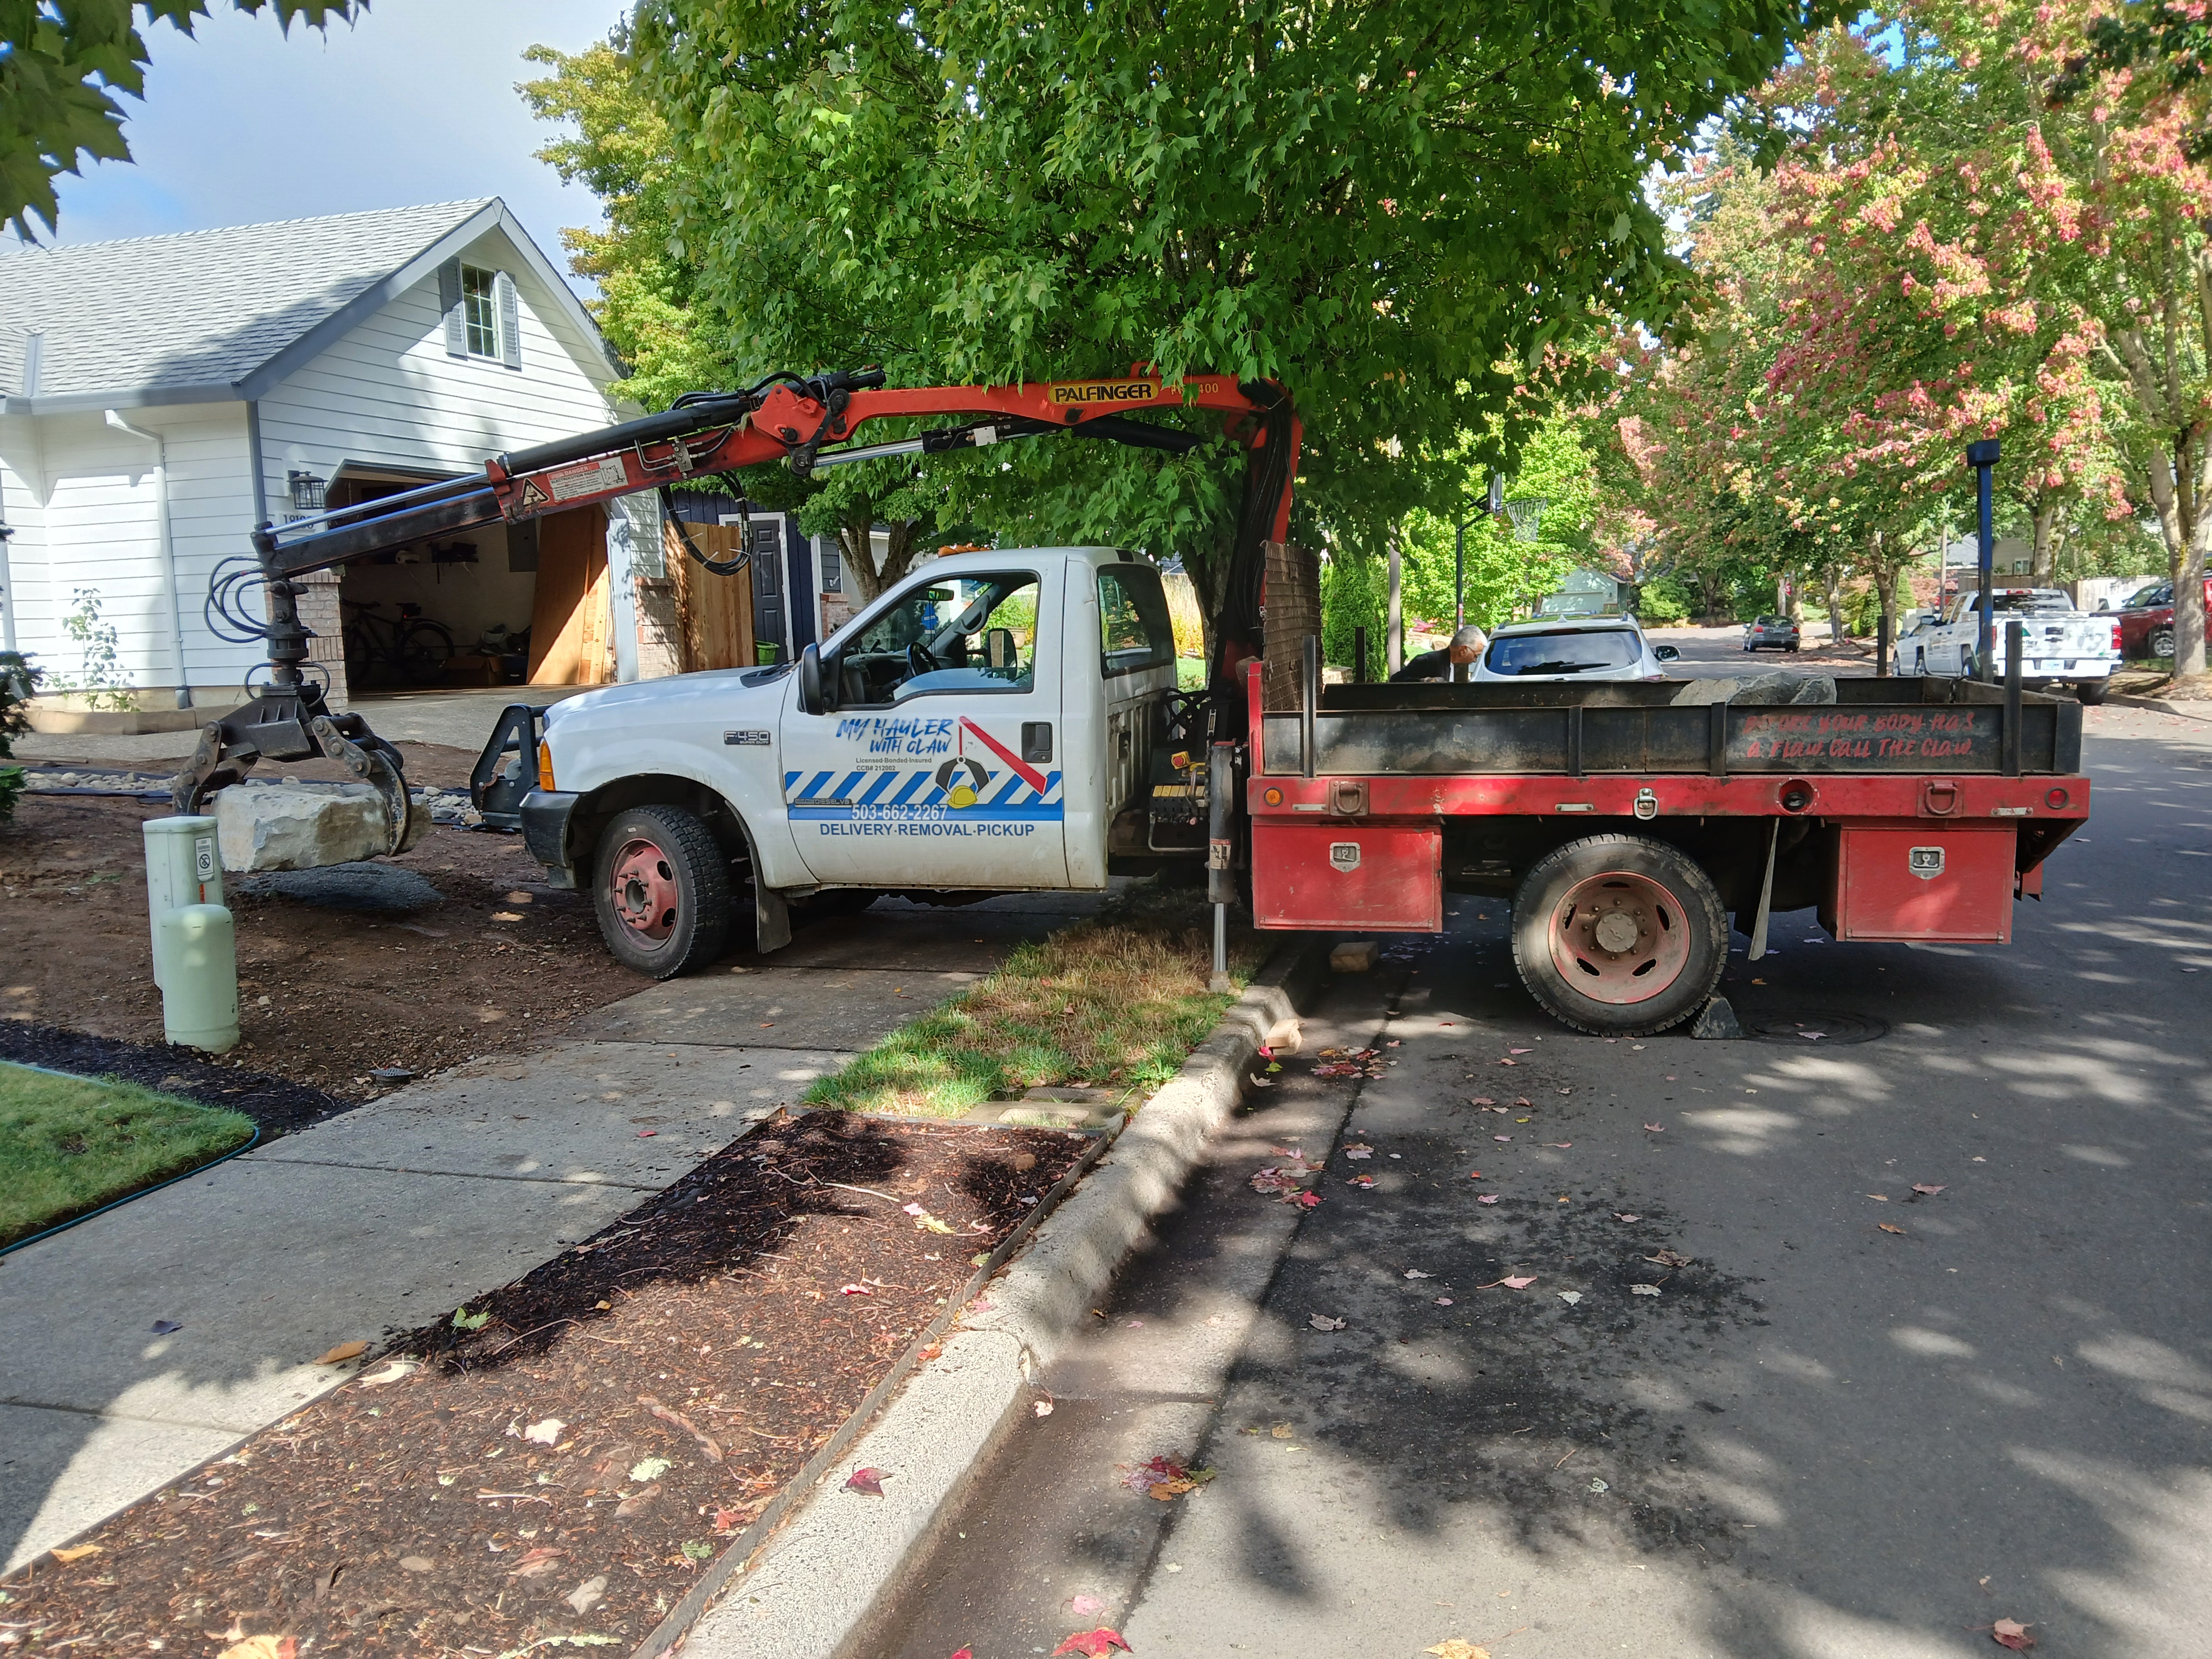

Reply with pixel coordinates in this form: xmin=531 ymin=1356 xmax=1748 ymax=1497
xmin=292 ymin=569 xmax=349 ymax=709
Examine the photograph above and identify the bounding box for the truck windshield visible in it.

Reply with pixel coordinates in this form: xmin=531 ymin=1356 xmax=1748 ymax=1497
xmin=1484 ymin=629 xmax=1641 ymax=676
xmin=1987 ymin=592 xmax=2072 ymax=614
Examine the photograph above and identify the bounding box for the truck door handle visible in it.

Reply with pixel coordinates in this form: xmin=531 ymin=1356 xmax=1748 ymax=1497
xmin=1023 ymin=722 xmax=1053 ymax=764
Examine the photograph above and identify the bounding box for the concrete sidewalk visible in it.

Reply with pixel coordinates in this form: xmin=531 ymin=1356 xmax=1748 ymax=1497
xmin=0 ymin=892 xmax=1105 ymax=1573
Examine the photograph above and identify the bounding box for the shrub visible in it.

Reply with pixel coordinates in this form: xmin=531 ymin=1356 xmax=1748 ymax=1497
xmin=0 ymin=651 xmax=44 ymax=824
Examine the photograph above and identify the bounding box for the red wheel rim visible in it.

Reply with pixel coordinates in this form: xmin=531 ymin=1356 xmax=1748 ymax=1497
xmin=608 ymin=837 xmax=680 ymax=947
xmin=1547 ymin=870 xmax=1691 ymax=1005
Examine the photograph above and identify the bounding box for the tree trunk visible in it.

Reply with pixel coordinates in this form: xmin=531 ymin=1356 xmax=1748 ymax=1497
xmin=2030 ymin=499 xmax=2061 ymax=586
xmin=1822 ymin=568 xmax=1846 ymax=648
xmin=837 ymin=512 xmax=921 ymax=605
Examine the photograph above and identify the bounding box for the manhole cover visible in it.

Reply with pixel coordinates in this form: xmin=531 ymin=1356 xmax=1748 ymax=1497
xmin=1746 ymin=1012 xmax=1889 ymax=1046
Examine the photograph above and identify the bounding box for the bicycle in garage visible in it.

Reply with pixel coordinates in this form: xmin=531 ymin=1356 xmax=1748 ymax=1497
xmin=342 ymin=599 xmax=456 ymax=687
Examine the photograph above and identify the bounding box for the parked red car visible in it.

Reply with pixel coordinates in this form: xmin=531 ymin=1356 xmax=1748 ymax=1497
xmin=2112 ymin=577 xmax=2212 ymax=660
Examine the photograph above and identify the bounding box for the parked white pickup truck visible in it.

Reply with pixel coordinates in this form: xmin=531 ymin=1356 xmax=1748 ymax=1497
xmin=1893 ymin=588 xmax=2120 ymax=703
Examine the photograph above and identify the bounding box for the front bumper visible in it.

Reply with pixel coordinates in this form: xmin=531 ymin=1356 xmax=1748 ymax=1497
xmin=520 ymin=789 xmax=581 ymax=883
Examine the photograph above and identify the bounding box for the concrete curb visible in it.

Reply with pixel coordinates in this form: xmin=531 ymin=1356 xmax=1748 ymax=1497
xmin=2111 ymin=692 xmax=2212 ymax=722
xmin=660 ymin=939 xmax=1330 ymax=1659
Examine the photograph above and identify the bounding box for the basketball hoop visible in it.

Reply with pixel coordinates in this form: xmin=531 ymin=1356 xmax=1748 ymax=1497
xmin=1504 ymin=497 xmax=1547 ymax=543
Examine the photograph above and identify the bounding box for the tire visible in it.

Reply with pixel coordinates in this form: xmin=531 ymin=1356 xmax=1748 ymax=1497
xmin=397 ymin=620 xmax=455 ymax=685
xmin=1510 ymin=835 xmax=1728 ymax=1037
xmin=591 ymin=805 xmax=734 ymax=978
xmin=2151 ymin=626 xmax=2176 ymax=659
xmin=2075 ymin=679 xmax=2110 ymax=705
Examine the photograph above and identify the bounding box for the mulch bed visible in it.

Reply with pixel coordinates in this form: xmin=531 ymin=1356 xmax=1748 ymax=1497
xmin=1 ymin=1109 xmax=1090 ymax=1657
xmin=0 ymin=1019 xmax=346 ymax=1139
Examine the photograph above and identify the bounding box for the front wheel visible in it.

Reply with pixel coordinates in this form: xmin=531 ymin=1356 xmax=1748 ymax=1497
xmin=1510 ymin=835 xmax=1728 ymax=1037
xmin=591 ymin=805 xmax=734 ymax=978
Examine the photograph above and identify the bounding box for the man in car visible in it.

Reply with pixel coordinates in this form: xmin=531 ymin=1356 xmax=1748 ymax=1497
xmin=1391 ymin=624 xmax=1490 ymax=683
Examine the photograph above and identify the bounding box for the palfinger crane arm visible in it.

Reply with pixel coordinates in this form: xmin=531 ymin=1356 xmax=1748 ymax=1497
xmin=176 ymin=366 xmax=1297 ymax=847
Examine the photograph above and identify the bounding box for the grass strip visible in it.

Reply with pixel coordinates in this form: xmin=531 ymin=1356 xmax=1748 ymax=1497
xmin=0 ymin=1063 xmax=255 ymax=1246
xmin=806 ymin=887 xmax=1267 ymax=1118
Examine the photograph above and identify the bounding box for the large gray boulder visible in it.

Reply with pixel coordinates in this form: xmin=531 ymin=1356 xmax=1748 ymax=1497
xmin=216 ymin=783 xmax=396 ymax=872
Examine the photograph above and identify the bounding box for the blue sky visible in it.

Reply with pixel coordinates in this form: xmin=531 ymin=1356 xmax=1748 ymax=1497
xmin=34 ymin=0 xmax=629 ymax=295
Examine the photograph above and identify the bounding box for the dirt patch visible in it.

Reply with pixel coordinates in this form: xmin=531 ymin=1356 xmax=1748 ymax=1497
xmin=0 ymin=792 xmax=643 ymax=1102
xmin=1 ymin=1109 xmax=1089 ymax=1656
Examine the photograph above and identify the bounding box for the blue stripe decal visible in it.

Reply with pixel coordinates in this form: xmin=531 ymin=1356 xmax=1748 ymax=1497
xmin=892 ymin=772 xmax=930 ymax=805
xmin=858 ymin=771 xmax=899 ymax=805
xmin=796 ymin=771 xmax=835 ymax=802
xmin=987 ymin=771 xmax=1024 ymax=806
xmin=784 ymin=771 xmax=801 ymax=790
xmin=790 ymin=801 xmax=1065 ymax=823
xmin=834 ymin=770 xmax=865 ymax=801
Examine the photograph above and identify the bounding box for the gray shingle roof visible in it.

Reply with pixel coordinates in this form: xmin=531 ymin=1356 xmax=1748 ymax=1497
xmin=0 ymin=200 xmax=611 ymax=411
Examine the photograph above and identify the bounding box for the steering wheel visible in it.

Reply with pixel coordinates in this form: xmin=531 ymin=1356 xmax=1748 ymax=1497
xmin=905 ymin=641 xmax=940 ymax=679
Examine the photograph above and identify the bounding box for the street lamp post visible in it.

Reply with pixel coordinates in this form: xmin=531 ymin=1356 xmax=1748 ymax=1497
xmin=1965 ymin=438 xmax=2001 ymax=681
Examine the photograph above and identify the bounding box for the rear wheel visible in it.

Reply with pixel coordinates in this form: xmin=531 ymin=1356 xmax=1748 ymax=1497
xmin=397 ymin=620 xmax=455 ymax=685
xmin=1511 ymin=835 xmax=1728 ymax=1037
xmin=592 ymin=805 xmax=733 ymax=978
xmin=2151 ymin=626 xmax=2176 ymax=659
xmin=2075 ymin=679 xmax=2110 ymax=705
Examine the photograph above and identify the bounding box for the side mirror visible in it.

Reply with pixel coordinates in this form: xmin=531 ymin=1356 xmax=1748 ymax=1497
xmin=1653 ymin=644 xmax=1681 ymax=663
xmin=798 ymin=643 xmax=831 ymax=716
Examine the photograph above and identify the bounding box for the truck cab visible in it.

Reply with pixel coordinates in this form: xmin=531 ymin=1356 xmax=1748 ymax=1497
xmin=515 ymin=548 xmax=1185 ymax=974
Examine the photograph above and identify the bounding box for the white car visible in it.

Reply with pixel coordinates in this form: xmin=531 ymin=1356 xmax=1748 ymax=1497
xmin=1471 ymin=618 xmax=1681 ymax=683
xmin=1893 ymin=588 xmax=2119 ymax=703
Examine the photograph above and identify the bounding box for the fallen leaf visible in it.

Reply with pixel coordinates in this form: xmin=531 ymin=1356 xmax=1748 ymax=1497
xmin=1497 ymin=1057 xmax=1519 ymax=1066
xmin=1291 ymin=1191 xmax=1322 ymax=1208
xmin=1013 ymin=1152 xmax=1038 ymax=1173
xmin=1912 ymin=1183 xmax=1947 ymax=1196
xmin=1347 ymin=1173 xmax=1375 ymax=1187
xmin=1614 ymin=1213 xmax=1640 ymax=1222
xmin=507 ymin=1547 xmax=569 ymax=1578
xmin=1558 ymin=1291 xmax=1584 ymax=1306
xmin=217 ymin=1639 xmax=297 ymax=1659
xmin=1344 ymin=1143 xmax=1374 ymax=1160
xmin=839 ymin=1284 xmax=874 ymax=1296
xmin=1309 ymin=1313 xmax=1347 ymax=1330
xmin=1544 ymin=1142 xmax=1573 ymax=1149
xmin=1494 ymin=1134 xmax=1513 ymax=1142
xmin=636 ymin=1129 xmax=658 ymax=1138
xmin=1481 ymin=1275 xmax=1537 ymax=1290
xmin=1477 ymin=1192 xmax=1500 ymax=1205
xmin=50 ymin=1543 xmax=104 ymax=1564
xmin=1052 ymin=1631 xmax=1133 ymax=1657
xmin=1867 ymin=1193 xmax=1889 ymax=1201
xmin=1436 ymin=1296 xmax=1455 ymax=1305
xmin=313 ymin=1340 xmax=368 ymax=1365
xmin=522 ymin=1417 xmax=565 ymax=1446
xmin=1879 ymin=1223 xmax=1907 ymax=1235
xmin=1034 ymin=1398 xmax=1055 ymax=1417
xmin=1589 ymin=1477 xmax=1609 ymax=1492
xmin=399 ymin=1555 xmax=435 ymax=1573
xmin=629 ymin=1456 xmax=672 ymax=1483
xmin=1470 ymin=1097 xmax=1496 ymax=1106
xmin=1643 ymin=1123 xmax=1664 ymax=1133
xmin=1630 ymin=1284 xmax=1662 ymax=1297
xmin=1648 ymin=1249 xmax=1694 ymax=1268
xmin=845 ymin=1467 xmax=890 ymax=1497
xmin=1509 ymin=1047 xmax=1532 ymax=1054
xmin=150 ymin=1319 xmax=183 ymax=1335
xmin=1991 ymin=1617 xmax=2035 ymax=1650
xmin=356 ymin=1358 xmax=416 ymax=1388
xmin=1425 ymin=1641 xmax=1491 ymax=1659
xmin=1405 ymin=1268 xmax=1434 ymax=1279
xmin=1270 ymin=1423 xmax=1295 ymax=1438
xmin=565 ymin=1574 xmax=608 ymax=1615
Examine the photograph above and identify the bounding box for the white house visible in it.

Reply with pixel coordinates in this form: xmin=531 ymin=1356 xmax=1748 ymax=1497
xmin=0 ymin=199 xmax=687 ymax=731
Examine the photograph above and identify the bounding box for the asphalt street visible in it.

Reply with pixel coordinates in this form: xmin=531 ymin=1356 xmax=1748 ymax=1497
xmin=878 ymin=700 xmax=2212 ymax=1659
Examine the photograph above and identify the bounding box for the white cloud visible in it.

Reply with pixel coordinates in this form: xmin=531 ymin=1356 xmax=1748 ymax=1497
xmin=36 ymin=0 xmax=627 ymax=294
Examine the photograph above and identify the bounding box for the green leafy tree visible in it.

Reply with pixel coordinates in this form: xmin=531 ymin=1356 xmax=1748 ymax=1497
xmin=0 ymin=651 xmax=41 ymax=822
xmin=3 ymin=2 xmax=362 ymax=239
xmin=527 ymin=0 xmax=1834 ymax=650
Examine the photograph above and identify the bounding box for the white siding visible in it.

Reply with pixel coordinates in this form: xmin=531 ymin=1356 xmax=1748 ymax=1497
xmin=1 ymin=405 xmax=258 ymax=692
xmin=256 ymin=229 xmax=615 ymax=496
xmin=5 ymin=224 xmax=620 ymax=696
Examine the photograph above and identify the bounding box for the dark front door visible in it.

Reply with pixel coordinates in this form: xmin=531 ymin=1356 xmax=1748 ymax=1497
xmin=750 ymin=519 xmax=786 ymax=662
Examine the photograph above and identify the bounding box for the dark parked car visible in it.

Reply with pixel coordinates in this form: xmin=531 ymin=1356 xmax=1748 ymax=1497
xmin=2112 ymin=577 xmax=2212 ymax=660
xmin=1744 ymin=614 xmax=1801 ymax=652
